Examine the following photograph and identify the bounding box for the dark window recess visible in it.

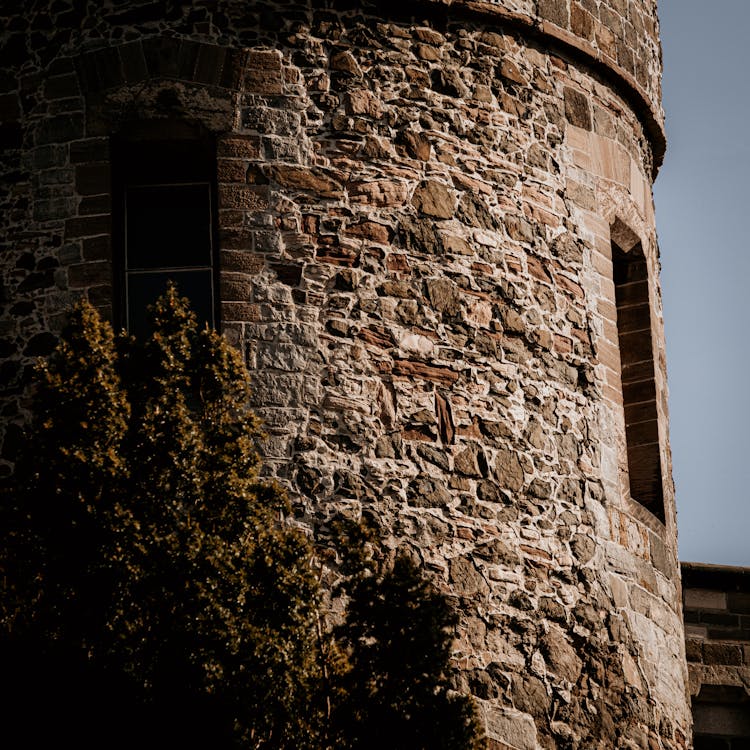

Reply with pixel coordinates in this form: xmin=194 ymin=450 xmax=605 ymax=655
xmin=693 ymin=686 xmax=750 ymax=749
xmin=613 ymin=241 xmax=665 ymax=522
xmin=112 ymin=123 xmax=217 ymax=337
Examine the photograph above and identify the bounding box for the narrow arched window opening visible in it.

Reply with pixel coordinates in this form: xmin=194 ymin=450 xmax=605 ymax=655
xmin=612 ymin=239 xmax=665 ymax=522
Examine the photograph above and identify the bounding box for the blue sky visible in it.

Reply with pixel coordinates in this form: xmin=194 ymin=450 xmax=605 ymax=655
xmin=655 ymin=0 xmax=750 ymax=565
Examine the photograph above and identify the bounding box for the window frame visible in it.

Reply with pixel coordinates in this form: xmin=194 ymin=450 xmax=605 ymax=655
xmin=111 ymin=121 xmax=220 ymax=335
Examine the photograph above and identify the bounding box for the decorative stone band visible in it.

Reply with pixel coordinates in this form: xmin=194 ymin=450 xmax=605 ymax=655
xmin=387 ymin=0 xmax=667 ymax=176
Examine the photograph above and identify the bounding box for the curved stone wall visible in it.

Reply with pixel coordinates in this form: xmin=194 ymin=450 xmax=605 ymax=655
xmin=442 ymin=0 xmax=663 ymax=117
xmin=414 ymin=0 xmax=666 ymax=172
xmin=0 ymin=1 xmax=690 ymax=747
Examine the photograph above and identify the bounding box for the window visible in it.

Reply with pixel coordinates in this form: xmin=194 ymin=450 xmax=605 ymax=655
xmin=612 ymin=238 xmax=665 ymax=522
xmin=112 ymin=122 xmax=217 ymax=337
xmin=693 ymin=685 xmax=750 ymax=749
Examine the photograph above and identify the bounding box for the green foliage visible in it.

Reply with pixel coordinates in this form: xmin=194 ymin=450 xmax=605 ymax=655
xmin=0 ymin=288 xmax=483 ymax=750
xmin=2 ymin=288 xmax=321 ymax=748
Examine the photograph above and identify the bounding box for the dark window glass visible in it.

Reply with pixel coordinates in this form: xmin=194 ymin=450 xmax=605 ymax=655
xmin=113 ymin=125 xmax=217 ymax=338
xmin=126 ymin=270 xmax=214 ymax=335
xmin=693 ymin=738 xmax=728 ymax=750
xmin=125 ymin=184 xmax=212 ymax=270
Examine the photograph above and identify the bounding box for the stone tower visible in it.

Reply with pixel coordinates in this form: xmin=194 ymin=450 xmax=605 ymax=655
xmin=0 ymin=1 xmax=691 ymax=747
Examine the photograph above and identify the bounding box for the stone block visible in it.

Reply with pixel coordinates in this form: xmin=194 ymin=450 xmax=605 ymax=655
xmin=494 ymin=448 xmax=525 ymax=491
xmin=82 ymin=235 xmax=110 ymax=261
xmin=263 ymin=165 xmax=343 ymax=198
xmin=245 ymin=50 xmax=284 ymax=95
xmin=564 ymin=87 xmax=592 ymax=130
xmin=75 ymin=163 xmax=110 ymax=196
xmin=701 ymin=610 xmax=740 ymax=628
xmin=222 ymin=301 xmax=261 ymax=323
xmin=348 ymin=179 xmax=409 ymax=207
xmin=28 ymin=144 xmax=66 ymax=170
xmin=684 ymin=638 xmax=702 ymax=663
xmin=727 ymin=592 xmax=750 ymax=615
xmin=64 ymin=214 xmax=111 ymax=240
xmin=36 ymin=114 xmax=84 ymax=145
xmin=261 ymin=135 xmax=301 ymax=162
xmin=92 ymin=47 xmax=125 ymax=90
xmin=222 ymin=49 xmax=248 ymax=90
xmin=217 ymin=159 xmax=247 ymax=183
xmin=142 ymin=37 xmax=179 ymax=79
xmin=595 ymin=23 xmax=618 ymax=61
xmin=119 ymin=40 xmax=148 ymax=84
xmin=684 ymin=589 xmax=727 ymax=612
xmin=78 ymin=195 xmax=111 ymax=215
xmin=43 ymin=74 xmax=80 ymax=100
xmin=217 ymin=136 xmax=261 ymax=160
xmin=33 ymin=196 xmax=76 ymax=222
xmin=70 ymin=138 xmax=109 ymax=164
xmin=67 ymin=261 xmax=111 ymax=288
xmin=541 ymin=624 xmax=583 ymax=682
xmin=0 ymin=92 xmax=20 ymax=121
xmin=538 ymin=0 xmax=570 ymax=27
xmin=391 ymin=359 xmax=458 ymax=386
xmin=571 ymin=3 xmax=595 ymax=39
xmin=218 ymin=185 xmax=269 ymax=212
xmin=484 ymin=707 xmax=538 ymax=750
xmin=685 ymin=624 xmax=708 ymax=639
xmin=702 ymin=642 xmax=743 ymax=667
xmin=195 ymin=44 xmax=227 ymax=85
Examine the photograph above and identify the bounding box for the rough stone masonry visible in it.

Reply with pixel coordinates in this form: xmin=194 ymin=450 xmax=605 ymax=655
xmin=0 ymin=1 xmax=691 ymax=747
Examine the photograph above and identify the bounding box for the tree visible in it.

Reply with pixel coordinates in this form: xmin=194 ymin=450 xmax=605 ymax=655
xmin=1 ymin=288 xmax=322 ymax=749
xmin=0 ymin=288 xmax=483 ymax=749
